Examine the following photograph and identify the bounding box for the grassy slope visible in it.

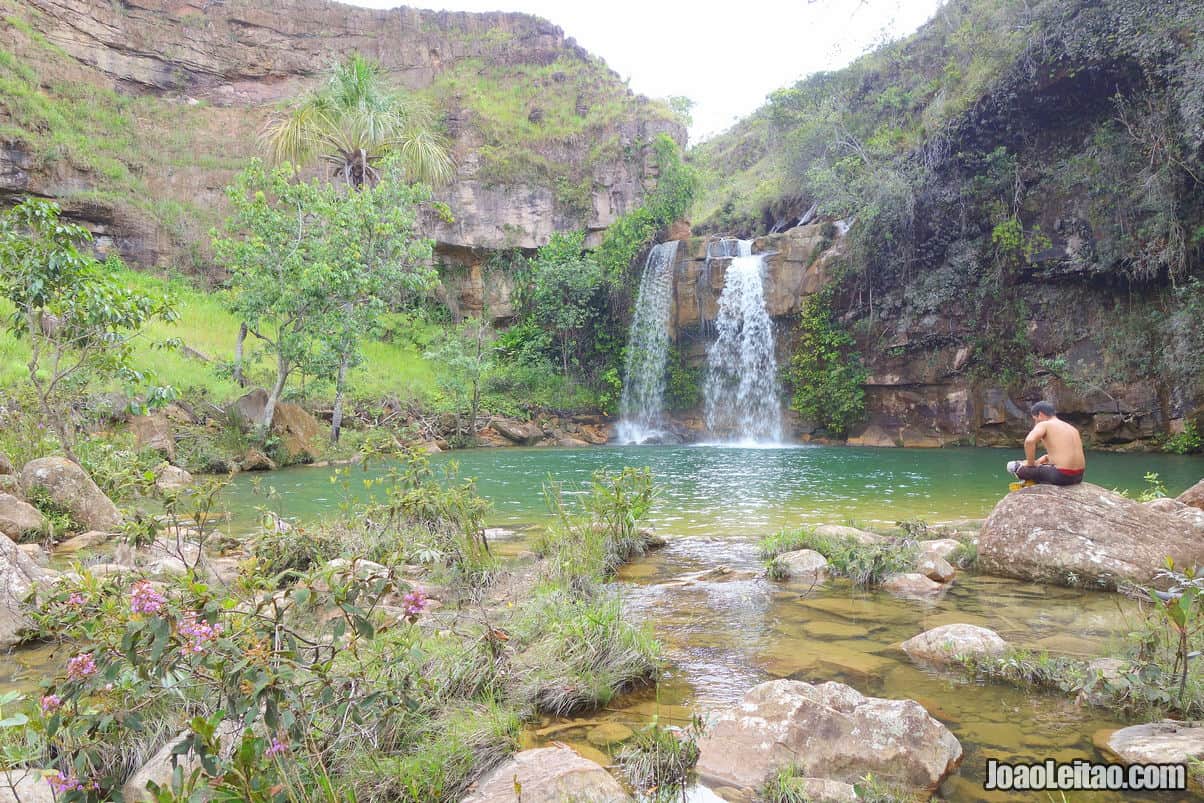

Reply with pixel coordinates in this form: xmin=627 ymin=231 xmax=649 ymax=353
xmin=0 ymin=268 xmax=440 ymax=406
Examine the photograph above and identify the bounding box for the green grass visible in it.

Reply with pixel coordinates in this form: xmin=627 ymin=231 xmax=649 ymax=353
xmin=757 ymin=527 xmax=918 ymax=587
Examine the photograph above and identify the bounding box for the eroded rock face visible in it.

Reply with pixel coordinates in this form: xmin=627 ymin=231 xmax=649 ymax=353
xmin=901 ymin=624 xmax=1008 ymax=666
xmin=462 ymin=746 xmax=631 ymax=803
xmin=0 ymin=493 xmax=45 ymax=540
xmin=20 ymin=457 xmax=122 ymax=532
xmin=695 ymin=679 xmax=962 ymax=792
xmin=978 ymin=483 xmax=1204 ymax=588
xmin=271 ymin=402 xmax=321 ymax=463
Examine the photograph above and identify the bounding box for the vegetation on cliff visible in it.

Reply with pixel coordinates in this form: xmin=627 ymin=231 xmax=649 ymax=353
xmin=694 ymin=0 xmax=1204 ymax=439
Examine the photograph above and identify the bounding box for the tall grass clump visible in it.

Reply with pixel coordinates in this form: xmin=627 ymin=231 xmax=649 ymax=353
xmin=535 ymin=466 xmax=658 ymax=583
xmin=617 ymin=715 xmax=703 ymax=799
xmin=757 ymin=527 xmax=918 ymax=586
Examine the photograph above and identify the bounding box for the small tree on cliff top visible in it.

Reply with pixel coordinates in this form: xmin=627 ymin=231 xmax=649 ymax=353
xmin=0 ymin=198 xmax=177 ymax=463
xmin=213 ymin=160 xmax=435 ymax=435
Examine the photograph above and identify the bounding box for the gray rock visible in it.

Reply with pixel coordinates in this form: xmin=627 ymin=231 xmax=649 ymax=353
xmin=154 ymin=464 xmax=193 ymax=493
xmin=20 ymin=457 xmax=122 ymax=532
xmin=814 ymin=524 xmax=884 ymax=544
xmin=0 ymin=532 xmax=48 ymax=646
xmin=0 ymin=493 xmax=44 ymax=540
xmin=917 ymin=555 xmax=956 ymax=583
xmin=918 ymin=538 xmax=961 ymax=561
xmin=462 ymin=746 xmax=631 ymax=802
xmin=1177 ymin=478 xmax=1204 ymax=511
xmin=1100 ymin=721 xmax=1204 ymax=765
xmin=979 ymin=483 xmax=1204 ymax=588
xmin=776 ymin=549 xmax=828 ymax=579
xmin=882 ymin=573 xmax=946 ymax=597
xmin=52 ymin=530 xmax=111 ymax=555
xmin=695 ymin=679 xmax=962 ymax=792
xmin=0 ymin=770 xmax=56 ymax=802
xmin=901 ymin=624 xmax=1008 ymax=665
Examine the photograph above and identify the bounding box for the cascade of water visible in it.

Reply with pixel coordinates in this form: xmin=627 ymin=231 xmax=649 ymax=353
xmin=702 ymin=241 xmax=783 ymax=444
xmin=616 ymin=241 xmax=680 ymax=443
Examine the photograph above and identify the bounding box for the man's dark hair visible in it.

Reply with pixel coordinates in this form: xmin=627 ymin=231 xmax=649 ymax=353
xmin=1030 ymin=401 xmax=1056 ymax=417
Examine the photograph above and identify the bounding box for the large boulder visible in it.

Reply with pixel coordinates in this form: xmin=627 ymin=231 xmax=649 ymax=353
xmin=20 ymin=457 xmax=121 ymax=532
xmin=901 ymin=624 xmax=1008 ymax=666
xmin=461 ymin=746 xmax=631 ymax=802
xmin=1096 ymin=721 xmax=1204 ymax=765
xmin=1178 ymin=479 xmax=1204 ymax=511
xmin=978 ymin=483 xmax=1204 ymax=588
xmin=0 ymin=532 xmax=47 ymax=646
xmin=0 ymin=493 xmax=44 ymax=540
xmin=695 ymin=679 xmax=962 ymax=792
xmin=491 ymin=418 xmax=543 ymax=446
xmin=130 ymin=413 xmax=175 ymax=460
xmin=229 ymin=387 xmax=269 ymax=428
xmin=272 ymin=402 xmax=321 ymax=462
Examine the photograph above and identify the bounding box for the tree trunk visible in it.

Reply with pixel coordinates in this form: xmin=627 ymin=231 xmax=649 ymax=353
xmin=260 ymin=357 xmax=289 ymax=438
xmin=331 ymin=352 xmax=350 ymax=444
xmin=233 ymin=322 xmax=248 ymax=387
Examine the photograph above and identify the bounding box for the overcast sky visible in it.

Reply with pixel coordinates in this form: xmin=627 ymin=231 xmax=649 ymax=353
xmin=343 ymin=0 xmax=946 ymax=142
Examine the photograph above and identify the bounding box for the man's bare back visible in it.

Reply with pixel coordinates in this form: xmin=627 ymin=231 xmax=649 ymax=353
xmin=1026 ymin=416 xmax=1085 ymax=471
xmin=1006 ymin=401 xmax=1086 ymax=486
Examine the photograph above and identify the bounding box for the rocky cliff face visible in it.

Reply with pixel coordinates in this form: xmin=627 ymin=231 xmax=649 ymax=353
xmin=0 ymin=0 xmax=683 ymax=279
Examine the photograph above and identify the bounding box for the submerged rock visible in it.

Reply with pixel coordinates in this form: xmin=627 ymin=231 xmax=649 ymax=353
xmin=0 ymin=492 xmax=44 ymax=540
xmin=695 ymin=679 xmax=962 ymax=792
xmin=882 ymin=573 xmax=946 ymax=597
xmin=1097 ymin=721 xmax=1204 ymax=765
xmin=978 ymin=483 xmax=1204 ymax=588
xmin=20 ymin=457 xmax=122 ymax=531
xmin=900 ymin=624 xmax=1008 ymax=665
xmin=462 ymin=745 xmax=631 ymax=802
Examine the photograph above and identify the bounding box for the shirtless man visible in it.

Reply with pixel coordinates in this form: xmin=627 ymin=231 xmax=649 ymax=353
xmin=1006 ymin=401 xmax=1086 ymax=486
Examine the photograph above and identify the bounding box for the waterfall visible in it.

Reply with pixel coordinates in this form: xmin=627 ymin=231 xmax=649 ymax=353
xmin=703 ymin=241 xmax=783 ymax=444
xmin=616 ymin=241 xmax=680 ymax=444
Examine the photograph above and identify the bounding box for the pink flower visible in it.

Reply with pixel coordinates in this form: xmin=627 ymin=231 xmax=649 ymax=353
xmin=40 ymin=694 xmax=61 ymax=714
xmin=66 ymin=592 xmax=86 ymax=607
xmin=177 ymin=612 xmax=221 ymax=656
xmin=129 ymin=580 xmax=166 ymax=615
xmin=66 ymin=653 xmax=96 ymax=680
xmin=265 ymin=736 xmax=288 ymax=757
xmin=47 ymin=771 xmax=85 ymax=793
xmin=401 ymin=588 xmax=428 ymax=622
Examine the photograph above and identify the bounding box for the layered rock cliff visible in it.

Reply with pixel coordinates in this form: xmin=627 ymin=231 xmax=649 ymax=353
xmin=684 ymin=0 xmax=1204 ymax=450
xmin=0 ymin=0 xmax=683 ymax=277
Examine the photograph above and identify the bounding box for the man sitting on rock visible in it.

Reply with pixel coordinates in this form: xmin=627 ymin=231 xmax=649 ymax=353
xmin=1006 ymin=401 xmax=1086 ymax=486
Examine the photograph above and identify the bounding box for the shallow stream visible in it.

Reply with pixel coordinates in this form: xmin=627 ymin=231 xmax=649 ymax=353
xmin=11 ymin=445 xmax=1204 ymax=800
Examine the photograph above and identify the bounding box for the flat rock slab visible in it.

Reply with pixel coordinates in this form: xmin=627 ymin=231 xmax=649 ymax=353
xmin=901 ymin=624 xmax=1008 ymax=665
xmin=462 ymin=746 xmax=631 ymax=802
xmin=1097 ymin=720 xmax=1204 ymax=765
xmin=978 ymin=483 xmax=1204 ymax=588
xmin=695 ymin=679 xmax=962 ymax=792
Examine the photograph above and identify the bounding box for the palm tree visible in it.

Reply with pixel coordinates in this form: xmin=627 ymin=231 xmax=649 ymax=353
xmin=259 ymin=54 xmax=455 ymax=443
xmin=262 ymin=53 xmax=455 ymax=188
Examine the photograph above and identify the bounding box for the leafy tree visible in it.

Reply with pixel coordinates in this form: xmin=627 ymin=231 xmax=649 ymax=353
xmin=262 ymin=53 xmax=454 ymax=189
xmin=786 ymin=288 xmax=866 ymax=436
xmin=212 ymin=160 xmax=435 ymax=436
xmin=0 ymin=198 xmax=177 ymax=463
xmin=424 ymin=318 xmax=494 ymax=443
xmin=524 ymin=231 xmax=602 ymax=379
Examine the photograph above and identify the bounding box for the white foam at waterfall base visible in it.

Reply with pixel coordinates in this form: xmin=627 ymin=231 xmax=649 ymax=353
xmin=702 ymin=246 xmax=783 ymax=444
xmin=616 ymin=241 xmax=679 ymax=443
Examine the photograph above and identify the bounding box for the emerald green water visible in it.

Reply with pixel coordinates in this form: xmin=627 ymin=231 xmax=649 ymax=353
xmin=222 ymin=445 xmax=1203 ymax=535
xmin=217 ymin=445 xmax=1203 ymax=800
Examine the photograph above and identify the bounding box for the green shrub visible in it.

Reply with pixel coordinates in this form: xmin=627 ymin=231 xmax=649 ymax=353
xmin=249 ymin=523 xmax=343 ymax=586
xmin=1162 ymin=420 xmax=1203 ymax=455
xmin=617 ymin=716 xmax=703 ymax=797
xmin=786 ymin=288 xmax=866 ymax=437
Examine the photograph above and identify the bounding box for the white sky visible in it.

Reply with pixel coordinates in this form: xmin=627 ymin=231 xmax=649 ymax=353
xmin=344 ymin=0 xmax=946 ymax=142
